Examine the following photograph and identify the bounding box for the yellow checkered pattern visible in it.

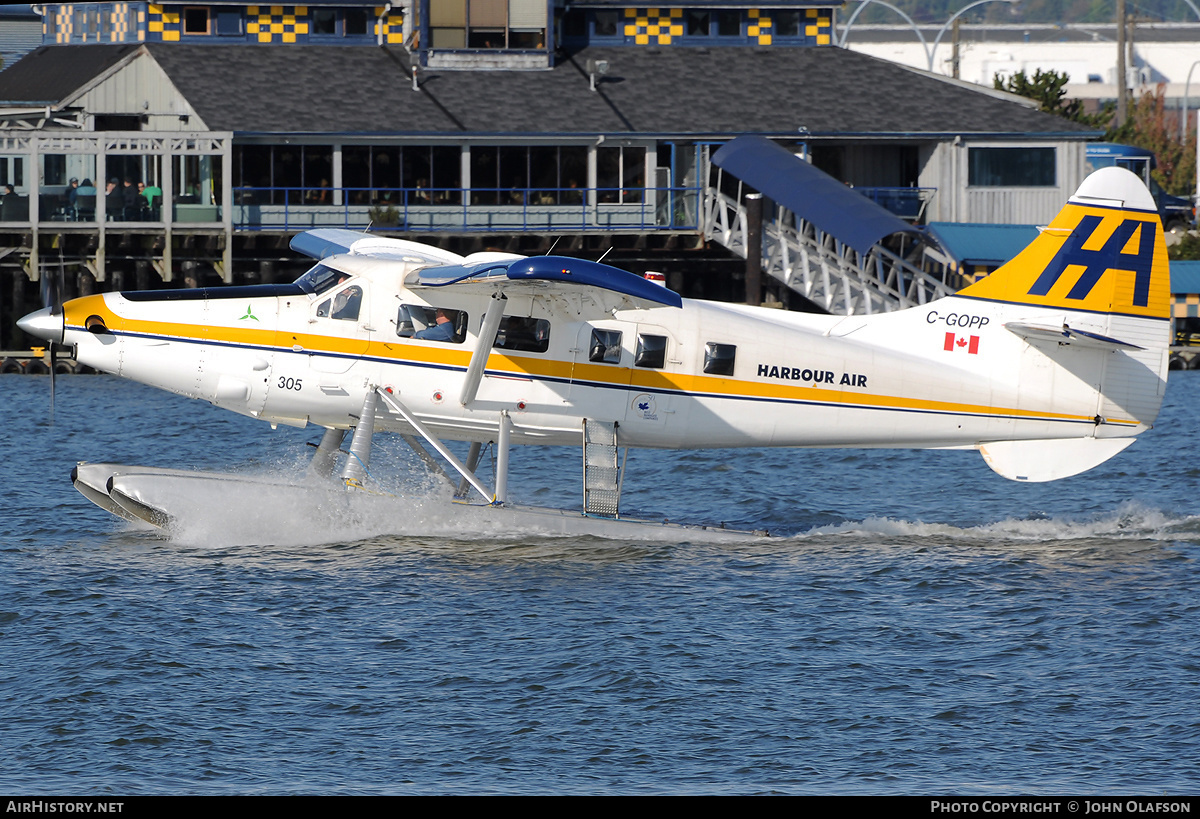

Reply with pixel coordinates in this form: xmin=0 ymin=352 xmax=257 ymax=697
xmin=247 ymin=5 xmax=310 ymax=43
xmin=748 ymin=8 xmax=771 ymax=46
xmin=109 ymin=3 xmax=134 ymax=42
xmin=806 ymin=7 xmax=832 ymax=46
xmin=148 ymin=3 xmax=180 ymax=41
xmin=1173 ymin=294 xmax=1200 ymax=318
xmin=53 ymin=5 xmax=72 ymax=43
xmin=375 ymin=6 xmax=404 ymax=44
xmin=623 ymin=7 xmax=683 ymax=46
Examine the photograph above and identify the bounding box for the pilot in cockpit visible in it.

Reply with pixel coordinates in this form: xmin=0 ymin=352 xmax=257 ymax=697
xmin=414 ymin=308 xmax=456 ymax=341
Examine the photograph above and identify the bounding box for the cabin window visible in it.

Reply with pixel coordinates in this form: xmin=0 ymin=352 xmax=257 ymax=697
xmin=493 ymin=316 xmax=550 ymax=353
xmin=589 ymin=329 xmax=622 ymax=364
xmin=703 ymin=342 xmax=736 ymax=376
xmin=968 ymin=147 xmax=1056 ymax=187
xmin=397 ymin=304 xmax=467 ymax=343
xmin=635 ymin=334 xmax=666 ymax=369
xmin=295 ymin=263 xmax=346 ymax=295
xmin=316 ymin=285 xmax=362 ymax=322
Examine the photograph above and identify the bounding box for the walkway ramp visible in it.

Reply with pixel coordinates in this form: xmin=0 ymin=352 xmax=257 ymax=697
xmin=704 ymin=136 xmax=958 ymax=314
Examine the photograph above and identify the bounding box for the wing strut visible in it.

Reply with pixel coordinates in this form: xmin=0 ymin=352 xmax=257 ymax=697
xmin=460 ymin=292 xmax=508 ymax=406
xmin=375 ymin=387 xmax=499 ymax=504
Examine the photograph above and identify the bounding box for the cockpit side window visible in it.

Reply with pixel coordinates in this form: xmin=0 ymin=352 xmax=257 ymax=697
xmin=295 ymin=262 xmax=347 ymax=295
xmin=315 ymin=285 xmax=363 ymax=321
xmin=396 ymin=304 xmax=467 ymax=344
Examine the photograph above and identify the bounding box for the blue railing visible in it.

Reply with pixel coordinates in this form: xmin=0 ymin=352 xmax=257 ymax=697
xmin=231 ymin=186 xmax=702 ymax=232
xmin=854 ymin=187 xmax=936 ymax=221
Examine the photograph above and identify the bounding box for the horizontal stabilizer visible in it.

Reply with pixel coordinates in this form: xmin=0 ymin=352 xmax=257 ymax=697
xmin=979 ymin=437 xmax=1134 ymax=482
xmin=1004 ymin=321 xmax=1144 ymax=350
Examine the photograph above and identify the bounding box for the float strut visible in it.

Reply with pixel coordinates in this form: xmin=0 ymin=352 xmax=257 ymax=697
xmin=308 ymin=428 xmax=347 ymax=478
xmin=374 ymin=387 xmax=496 ymax=503
xmin=341 ymin=390 xmax=378 ymax=485
xmin=496 ymin=410 xmax=511 ymax=505
xmin=454 ymin=442 xmax=483 ymax=499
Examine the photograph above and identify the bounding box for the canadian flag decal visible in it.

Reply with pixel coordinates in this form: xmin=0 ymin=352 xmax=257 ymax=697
xmin=944 ymin=332 xmax=980 ymax=354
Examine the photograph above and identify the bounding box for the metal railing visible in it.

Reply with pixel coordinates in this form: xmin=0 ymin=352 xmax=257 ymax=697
xmin=231 ymin=185 xmax=703 ymax=233
xmin=703 ymin=187 xmax=957 ymax=315
xmin=853 ymin=186 xmax=936 ymax=222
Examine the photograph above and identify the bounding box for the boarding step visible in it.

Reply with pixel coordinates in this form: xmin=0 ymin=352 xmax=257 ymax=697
xmin=583 ymin=419 xmax=621 ymax=518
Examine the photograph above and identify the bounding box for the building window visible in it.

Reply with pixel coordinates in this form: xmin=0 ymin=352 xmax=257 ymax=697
xmin=597 ymin=146 xmax=646 ymax=204
xmin=704 ymin=343 xmax=736 ymax=376
xmin=344 ymin=9 xmax=369 ymax=36
xmin=469 ymin=145 xmax=586 ymax=205
xmin=593 ymin=10 xmax=617 ymax=37
xmin=215 ymin=9 xmax=241 ymax=35
xmin=183 ymin=7 xmax=210 ymax=35
xmin=968 ymin=147 xmax=1056 ymax=187
xmin=311 ymin=9 xmax=336 ymax=35
xmin=774 ymin=11 xmax=800 ymax=36
xmin=716 ymin=11 xmax=741 ymax=37
xmin=687 ymin=11 xmax=710 ymax=35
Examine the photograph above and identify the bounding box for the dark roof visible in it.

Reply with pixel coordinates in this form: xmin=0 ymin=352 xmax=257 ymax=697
xmin=0 ymin=44 xmax=139 ymax=105
xmin=1 ymin=43 xmax=1100 ymax=139
xmin=715 ymin=135 xmax=922 ymax=254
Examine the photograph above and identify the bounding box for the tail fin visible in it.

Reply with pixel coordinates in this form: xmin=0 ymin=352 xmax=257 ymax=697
xmin=958 ymin=167 xmax=1172 ymax=481
xmin=958 ymin=166 xmax=1170 ymax=323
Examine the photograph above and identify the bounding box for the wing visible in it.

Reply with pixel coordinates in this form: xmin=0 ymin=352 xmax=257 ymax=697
xmin=415 ymin=255 xmax=683 ymax=313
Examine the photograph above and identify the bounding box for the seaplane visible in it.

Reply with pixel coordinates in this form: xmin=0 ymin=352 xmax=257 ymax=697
xmin=18 ymin=163 xmax=1171 ymax=539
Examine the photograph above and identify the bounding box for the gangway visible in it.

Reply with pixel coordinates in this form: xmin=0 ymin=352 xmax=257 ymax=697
xmin=703 ymin=136 xmax=960 ymax=315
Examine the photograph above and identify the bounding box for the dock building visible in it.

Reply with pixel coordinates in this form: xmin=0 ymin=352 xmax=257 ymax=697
xmin=0 ymin=1 xmax=1100 ymax=348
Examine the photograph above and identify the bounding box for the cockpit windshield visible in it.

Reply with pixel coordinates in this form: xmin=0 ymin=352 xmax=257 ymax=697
xmin=295 ymin=262 xmax=348 ymax=295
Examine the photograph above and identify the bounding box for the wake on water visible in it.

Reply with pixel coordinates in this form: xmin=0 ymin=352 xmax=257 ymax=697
xmin=127 ymin=457 xmax=1200 ymax=552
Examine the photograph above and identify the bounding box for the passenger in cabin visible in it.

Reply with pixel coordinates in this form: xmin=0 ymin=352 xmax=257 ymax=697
xmin=414 ymin=308 xmax=456 ymax=341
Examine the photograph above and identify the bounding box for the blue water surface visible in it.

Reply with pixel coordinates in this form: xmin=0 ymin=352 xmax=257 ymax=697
xmin=1 ymin=373 xmax=1198 ymax=794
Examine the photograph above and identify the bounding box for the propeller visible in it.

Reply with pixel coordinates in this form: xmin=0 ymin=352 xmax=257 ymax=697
xmin=38 ymin=250 xmax=66 ymax=422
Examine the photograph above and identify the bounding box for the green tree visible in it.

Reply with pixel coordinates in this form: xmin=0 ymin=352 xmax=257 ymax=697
xmin=1108 ymin=84 xmax=1198 ymax=198
xmin=993 ymin=68 xmax=1113 ymax=128
xmin=1169 ymin=232 xmax=1200 ymax=260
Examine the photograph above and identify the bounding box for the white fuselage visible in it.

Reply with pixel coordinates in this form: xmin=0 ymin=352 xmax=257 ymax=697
xmin=58 ymin=250 xmax=1154 ymax=454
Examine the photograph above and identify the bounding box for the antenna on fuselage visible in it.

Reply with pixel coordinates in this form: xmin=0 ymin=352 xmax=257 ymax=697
xmin=544 ymin=236 xmax=561 ymax=255
xmin=597 ymin=246 xmax=614 ymax=263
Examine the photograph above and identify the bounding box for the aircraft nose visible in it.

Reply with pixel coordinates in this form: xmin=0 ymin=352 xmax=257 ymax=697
xmin=17 ymin=306 xmax=64 ymax=344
